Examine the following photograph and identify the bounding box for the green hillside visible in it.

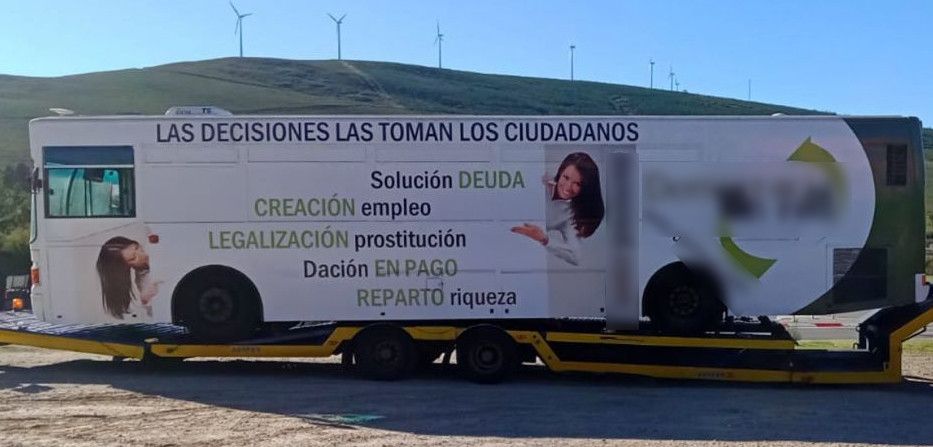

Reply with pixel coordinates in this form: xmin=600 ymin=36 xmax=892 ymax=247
xmin=0 ymin=57 xmax=929 ymax=272
xmin=0 ymin=57 xmax=827 ymax=165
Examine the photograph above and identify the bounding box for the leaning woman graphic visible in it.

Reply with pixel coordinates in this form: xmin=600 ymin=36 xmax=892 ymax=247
xmin=97 ymin=236 xmax=159 ymax=318
xmin=511 ymin=152 xmax=605 ymax=266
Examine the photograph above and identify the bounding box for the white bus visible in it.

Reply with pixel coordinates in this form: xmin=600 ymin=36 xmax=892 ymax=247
xmin=27 ymin=113 xmax=928 ymax=340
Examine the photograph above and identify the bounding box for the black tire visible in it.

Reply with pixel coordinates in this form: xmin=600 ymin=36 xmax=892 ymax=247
xmin=457 ymin=326 xmax=518 ymax=384
xmin=174 ymin=267 xmax=262 ymax=342
xmin=353 ymin=325 xmax=417 ymax=381
xmin=644 ymin=264 xmax=724 ymax=334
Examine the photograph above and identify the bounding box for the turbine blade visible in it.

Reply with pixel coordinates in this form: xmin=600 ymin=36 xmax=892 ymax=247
xmin=229 ymin=1 xmax=240 ymax=15
xmin=242 ymin=13 xmax=253 ymax=17
xmin=339 ymin=13 xmax=347 ymax=22
xmin=235 ymin=18 xmax=240 ymax=35
xmin=327 ymin=13 xmax=337 ymax=22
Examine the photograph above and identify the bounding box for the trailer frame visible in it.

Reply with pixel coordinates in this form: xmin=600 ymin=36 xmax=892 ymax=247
xmin=1 ymin=299 xmax=931 ymax=384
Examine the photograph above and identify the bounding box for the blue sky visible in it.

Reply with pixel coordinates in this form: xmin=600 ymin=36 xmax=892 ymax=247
xmin=1 ymin=0 xmax=930 ymax=123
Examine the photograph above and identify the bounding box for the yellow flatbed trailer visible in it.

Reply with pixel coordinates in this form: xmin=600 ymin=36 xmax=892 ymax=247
xmin=1 ymin=299 xmax=931 ymax=384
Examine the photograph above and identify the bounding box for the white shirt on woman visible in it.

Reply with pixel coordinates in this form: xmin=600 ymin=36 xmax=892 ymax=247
xmin=545 ymin=198 xmax=582 ymax=266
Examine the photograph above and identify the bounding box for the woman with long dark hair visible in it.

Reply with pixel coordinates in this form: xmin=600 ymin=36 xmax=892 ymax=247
xmin=511 ymin=152 xmax=605 ymax=265
xmin=97 ymin=236 xmax=158 ymax=318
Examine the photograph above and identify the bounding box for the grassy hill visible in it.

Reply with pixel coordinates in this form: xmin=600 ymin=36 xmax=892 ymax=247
xmin=0 ymin=57 xmax=929 ymax=271
xmin=4 ymin=56 xmax=929 ymax=212
xmin=0 ymin=57 xmax=830 ymax=165
xmin=1 ymin=57 xmax=931 ymax=210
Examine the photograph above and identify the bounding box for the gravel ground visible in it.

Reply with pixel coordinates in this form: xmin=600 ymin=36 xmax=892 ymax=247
xmin=0 ymin=345 xmax=931 ymax=447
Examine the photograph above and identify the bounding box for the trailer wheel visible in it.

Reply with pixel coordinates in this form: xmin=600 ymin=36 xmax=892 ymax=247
xmin=457 ymin=326 xmax=518 ymax=384
xmin=644 ymin=263 xmax=724 ymax=334
xmin=174 ymin=266 xmax=262 ymax=342
xmin=353 ymin=325 xmax=417 ymax=381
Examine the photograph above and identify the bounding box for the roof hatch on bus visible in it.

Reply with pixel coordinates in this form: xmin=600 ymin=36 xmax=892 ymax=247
xmin=164 ymin=106 xmax=232 ymax=116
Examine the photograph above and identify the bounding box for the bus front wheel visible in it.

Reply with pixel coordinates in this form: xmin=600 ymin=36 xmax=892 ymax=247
xmin=174 ymin=266 xmax=262 ymax=342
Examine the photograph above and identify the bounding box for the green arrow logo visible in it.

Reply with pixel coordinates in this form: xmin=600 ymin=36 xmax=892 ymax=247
xmin=719 ymin=223 xmax=776 ymax=279
xmin=787 ymin=137 xmax=844 ymax=197
xmin=719 ymin=137 xmax=841 ymax=279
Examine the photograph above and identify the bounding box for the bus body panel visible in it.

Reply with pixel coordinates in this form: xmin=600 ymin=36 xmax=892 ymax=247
xmin=27 ymin=116 xmax=924 ymax=327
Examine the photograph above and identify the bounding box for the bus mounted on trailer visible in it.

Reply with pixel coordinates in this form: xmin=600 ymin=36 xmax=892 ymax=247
xmin=14 ymin=110 xmax=931 ymax=383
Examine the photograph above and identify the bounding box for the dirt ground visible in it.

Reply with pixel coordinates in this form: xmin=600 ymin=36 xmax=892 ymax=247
xmin=0 ymin=346 xmax=931 ymax=447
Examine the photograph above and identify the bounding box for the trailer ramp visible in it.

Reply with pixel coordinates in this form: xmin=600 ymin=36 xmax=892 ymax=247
xmin=0 ymin=312 xmax=352 ymax=360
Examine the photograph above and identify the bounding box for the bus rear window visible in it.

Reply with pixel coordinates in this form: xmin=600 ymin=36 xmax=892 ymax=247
xmin=43 ymin=146 xmax=136 ymax=218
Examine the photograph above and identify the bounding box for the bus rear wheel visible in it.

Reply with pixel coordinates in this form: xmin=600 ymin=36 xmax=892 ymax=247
xmin=644 ymin=263 xmax=724 ymax=334
xmin=174 ymin=267 xmax=262 ymax=342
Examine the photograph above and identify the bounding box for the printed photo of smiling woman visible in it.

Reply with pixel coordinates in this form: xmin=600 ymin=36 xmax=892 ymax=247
xmin=511 ymin=152 xmax=605 ymax=266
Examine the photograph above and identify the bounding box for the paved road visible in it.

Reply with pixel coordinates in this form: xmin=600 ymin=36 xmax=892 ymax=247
xmin=1 ymin=347 xmax=932 ymax=447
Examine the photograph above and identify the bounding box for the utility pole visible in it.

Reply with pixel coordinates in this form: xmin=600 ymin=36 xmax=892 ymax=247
xmin=570 ymin=45 xmax=576 ymax=81
xmin=649 ymin=59 xmax=655 ymax=89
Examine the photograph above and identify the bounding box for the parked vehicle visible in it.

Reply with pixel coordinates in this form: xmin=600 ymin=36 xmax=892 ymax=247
xmin=27 ymin=112 xmax=926 ymax=341
xmin=2 ymin=274 xmax=30 ymax=311
xmin=10 ymin=110 xmax=932 ymax=383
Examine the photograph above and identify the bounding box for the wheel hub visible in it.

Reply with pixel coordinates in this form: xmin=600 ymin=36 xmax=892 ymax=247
xmin=473 ymin=344 xmax=503 ymax=371
xmin=378 ymin=347 xmax=395 ymax=361
xmin=198 ymin=287 xmax=235 ymax=323
xmin=669 ymin=285 xmax=700 ymax=316
xmin=374 ymin=342 xmax=400 ymax=364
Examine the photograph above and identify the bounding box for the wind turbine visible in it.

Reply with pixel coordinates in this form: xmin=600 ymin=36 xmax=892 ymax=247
xmin=434 ymin=21 xmax=444 ymax=69
xmin=328 ymin=13 xmax=347 ymax=60
xmin=669 ymin=66 xmax=675 ymax=91
xmin=230 ymin=2 xmax=253 ymax=58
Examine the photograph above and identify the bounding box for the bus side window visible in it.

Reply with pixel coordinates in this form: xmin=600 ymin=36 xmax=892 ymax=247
xmin=66 ymin=169 xmax=88 ymax=216
xmin=43 ymin=146 xmax=136 ymax=219
xmin=87 ymin=169 xmax=120 ymax=216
